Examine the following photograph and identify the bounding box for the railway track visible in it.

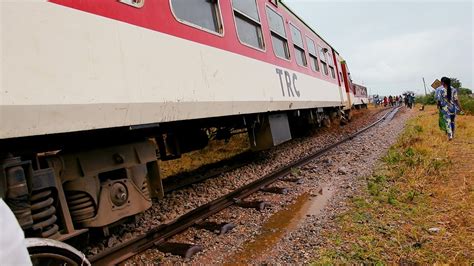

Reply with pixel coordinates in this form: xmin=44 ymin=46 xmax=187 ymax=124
xmin=162 ymin=151 xmax=256 ymax=193
xmin=88 ymin=107 xmax=399 ymax=265
xmin=161 ymin=107 xmax=386 ymax=193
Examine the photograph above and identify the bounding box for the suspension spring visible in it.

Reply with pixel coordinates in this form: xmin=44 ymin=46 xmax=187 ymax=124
xmin=31 ymin=189 xmax=59 ymax=239
xmin=66 ymin=192 xmax=96 ymax=223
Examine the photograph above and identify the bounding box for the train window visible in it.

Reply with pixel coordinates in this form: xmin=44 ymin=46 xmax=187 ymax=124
xmin=266 ymin=7 xmax=285 ymax=38
xmin=171 ymin=0 xmax=223 ymax=35
xmin=266 ymin=6 xmax=289 ymax=60
xmin=233 ymin=0 xmax=259 ymax=20
xmin=289 ymin=24 xmax=307 ymax=67
xmin=305 ymin=36 xmax=319 ymax=72
xmin=271 ymin=36 xmax=290 ymax=59
xmin=289 ymin=24 xmax=303 ymax=47
xmin=232 ymin=0 xmax=265 ymax=50
xmin=318 ymin=46 xmax=329 ymax=76
xmin=326 ymin=52 xmax=336 ymax=79
xmin=329 ymin=66 xmax=335 ymax=78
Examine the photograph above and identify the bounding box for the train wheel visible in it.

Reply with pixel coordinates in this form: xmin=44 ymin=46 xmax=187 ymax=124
xmin=345 ymin=110 xmax=352 ymax=121
xmin=322 ymin=115 xmax=331 ymax=128
xmin=26 ymin=238 xmax=91 ymax=266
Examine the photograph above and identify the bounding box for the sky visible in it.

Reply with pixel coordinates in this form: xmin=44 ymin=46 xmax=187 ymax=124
xmin=284 ymin=0 xmax=473 ymax=96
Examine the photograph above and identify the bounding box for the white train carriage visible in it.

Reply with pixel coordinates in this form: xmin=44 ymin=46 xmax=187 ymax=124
xmin=0 ymin=0 xmax=361 ymax=240
xmin=352 ymin=83 xmax=369 ymax=108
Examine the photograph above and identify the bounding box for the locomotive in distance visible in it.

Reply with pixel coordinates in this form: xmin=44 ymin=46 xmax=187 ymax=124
xmin=0 ymin=0 xmax=368 ymax=242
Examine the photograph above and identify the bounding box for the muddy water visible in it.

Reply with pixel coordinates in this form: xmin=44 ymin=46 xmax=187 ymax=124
xmin=225 ymin=185 xmax=335 ymax=265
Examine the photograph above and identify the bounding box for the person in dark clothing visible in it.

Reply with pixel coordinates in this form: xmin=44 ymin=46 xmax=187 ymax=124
xmin=408 ymin=94 xmax=414 ymax=109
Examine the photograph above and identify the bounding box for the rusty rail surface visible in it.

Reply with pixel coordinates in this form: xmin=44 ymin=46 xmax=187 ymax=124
xmin=89 ymin=107 xmax=399 ymax=265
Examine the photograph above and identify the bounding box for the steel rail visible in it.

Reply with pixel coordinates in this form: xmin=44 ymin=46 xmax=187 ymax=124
xmin=89 ymin=107 xmax=399 ymax=265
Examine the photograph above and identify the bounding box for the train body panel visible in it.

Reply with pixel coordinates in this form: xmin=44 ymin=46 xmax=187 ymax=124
xmin=1 ymin=0 xmax=343 ymax=140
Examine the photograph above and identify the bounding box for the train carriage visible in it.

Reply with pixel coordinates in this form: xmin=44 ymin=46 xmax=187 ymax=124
xmin=352 ymin=83 xmax=369 ymax=108
xmin=0 ymin=0 xmax=361 ymax=241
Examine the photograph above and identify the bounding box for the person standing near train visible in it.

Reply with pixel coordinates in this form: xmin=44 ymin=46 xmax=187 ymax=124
xmin=408 ymin=94 xmax=414 ymax=109
xmin=436 ymin=77 xmax=462 ymax=140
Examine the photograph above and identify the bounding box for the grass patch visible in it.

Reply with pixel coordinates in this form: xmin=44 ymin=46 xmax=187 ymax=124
xmin=291 ymin=167 xmax=302 ymax=176
xmin=313 ymin=106 xmax=474 ymax=264
xmin=160 ymin=133 xmax=249 ymax=178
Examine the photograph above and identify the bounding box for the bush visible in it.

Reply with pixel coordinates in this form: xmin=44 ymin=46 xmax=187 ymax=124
xmin=460 ymin=95 xmax=474 ymax=115
xmin=415 ymin=92 xmax=436 ymax=105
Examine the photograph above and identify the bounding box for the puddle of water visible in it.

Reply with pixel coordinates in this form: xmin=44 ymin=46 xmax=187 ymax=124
xmin=225 ymin=185 xmax=334 ymax=265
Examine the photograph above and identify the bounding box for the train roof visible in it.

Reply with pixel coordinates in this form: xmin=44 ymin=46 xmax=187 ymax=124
xmin=279 ymin=0 xmax=339 ymax=54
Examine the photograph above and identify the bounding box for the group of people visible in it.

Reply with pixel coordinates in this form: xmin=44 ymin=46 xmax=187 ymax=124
xmin=436 ymin=77 xmax=463 ymax=141
xmin=374 ymin=94 xmax=414 ymax=108
xmin=403 ymin=93 xmax=416 ymax=108
xmin=382 ymin=95 xmax=404 ymax=107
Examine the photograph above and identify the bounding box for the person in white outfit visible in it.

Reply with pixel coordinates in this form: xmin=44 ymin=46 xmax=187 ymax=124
xmin=0 ymin=198 xmax=32 ymax=266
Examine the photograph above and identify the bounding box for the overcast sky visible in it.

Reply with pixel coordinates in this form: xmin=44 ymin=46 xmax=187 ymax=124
xmin=284 ymin=0 xmax=473 ymax=96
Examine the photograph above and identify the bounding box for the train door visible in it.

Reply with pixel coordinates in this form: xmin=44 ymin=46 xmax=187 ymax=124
xmin=340 ymin=60 xmax=354 ymax=108
xmin=334 ymin=52 xmax=349 ymax=110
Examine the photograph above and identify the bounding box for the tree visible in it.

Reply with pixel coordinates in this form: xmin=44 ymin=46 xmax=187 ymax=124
xmin=450 ymin=78 xmax=462 ymax=89
xmin=459 ymin=88 xmax=472 ymax=95
xmin=448 ymin=78 xmax=471 ymax=95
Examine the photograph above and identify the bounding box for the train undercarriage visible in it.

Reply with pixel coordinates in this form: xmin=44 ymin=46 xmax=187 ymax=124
xmin=0 ymin=106 xmax=350 ymax=243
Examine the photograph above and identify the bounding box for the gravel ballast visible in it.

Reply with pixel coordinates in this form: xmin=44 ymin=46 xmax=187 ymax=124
xmin=85 ymin=108 xmax=410 ymax=264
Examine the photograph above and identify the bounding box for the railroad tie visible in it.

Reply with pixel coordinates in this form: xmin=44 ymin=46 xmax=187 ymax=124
xmin=235 ymin=200 xmax=271 ymax=211
xmin=280 ymin=177 xmax=304 ymax=184
xmin=155 ymin=242 xmax=202 ymax=259
xmin=194 ymin=221 xmax=235 ymax=235
xmin=260 ymin=186 xmax=289 ymax=194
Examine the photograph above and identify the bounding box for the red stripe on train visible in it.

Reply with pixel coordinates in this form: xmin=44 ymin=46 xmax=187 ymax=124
xmin=49 ymin=0 xmax=337 ymax=85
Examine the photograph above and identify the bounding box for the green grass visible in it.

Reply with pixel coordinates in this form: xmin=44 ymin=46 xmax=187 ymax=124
xmin=312 ymin=106 xmax=474 ymax=264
